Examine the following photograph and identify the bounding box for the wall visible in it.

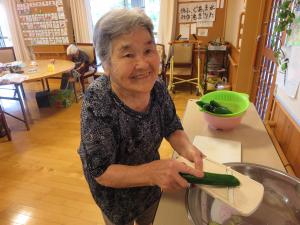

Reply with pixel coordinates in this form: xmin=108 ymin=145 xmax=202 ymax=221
xmin=276 ymin=85 xmax=300 ymax=126
xmin=234 ymin=0 xmax=265 ymax=94
xmin=176 ymin=0 xmax=226 ymax=44
xmin=228 ymin=43 xmax=239 ymax=90
xmin=268 ymin=99 xmax=300 ymax=177
xmin=225 ymin=0 xmax=265 ymax=94
xmin=224 ymin=0 xmax=244 ymax=91
xmin=275 ymin=46 xmax=300 ymax=126
xmin=224 ymin=0 xmax=245 ymax=48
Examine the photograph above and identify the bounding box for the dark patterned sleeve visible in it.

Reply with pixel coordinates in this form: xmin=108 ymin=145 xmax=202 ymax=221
xmin=80 ymin=89 xmax=116 ymax=178
xmin=157 ymin=81 xmax=183 ymax=137
xmin=82 ymin=51 xmax=89 ymax=64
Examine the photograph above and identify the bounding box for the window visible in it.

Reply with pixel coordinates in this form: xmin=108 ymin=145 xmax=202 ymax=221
xmin=89 ymin=0 xmax=160 ymax=34
xmin=0 ymin=4 xmax=12 ymax=47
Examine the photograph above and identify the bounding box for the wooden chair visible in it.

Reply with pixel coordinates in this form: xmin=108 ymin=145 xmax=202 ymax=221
xmin=0 ymin=104 xmax=12 ymax=141
xmin=0 ymin=83 xmax=30 ymax=130
xmin=0 ymin=47 xmax=16 ymax=63
xmin=76 ymin=43 xmax=97 ymax=92
xmin=45 ymin=44 xmax=96 ymax=99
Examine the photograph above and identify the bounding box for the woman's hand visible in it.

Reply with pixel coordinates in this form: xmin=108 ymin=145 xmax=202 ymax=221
xmin=145 ymin=159 xmax=203 ymax=192
xmin=167 ymin=130 xmax=205 ymax=172
xmin=184 ymin=145 xmax=205 ymax=171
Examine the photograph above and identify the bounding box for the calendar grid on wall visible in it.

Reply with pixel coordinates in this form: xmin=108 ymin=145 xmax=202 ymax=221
xmin=16 ymin=0 xmax=74 ymax=46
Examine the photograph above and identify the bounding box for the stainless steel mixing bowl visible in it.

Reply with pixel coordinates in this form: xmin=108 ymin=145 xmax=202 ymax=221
xmin=186 ymin=163 xmax=300 ymax=225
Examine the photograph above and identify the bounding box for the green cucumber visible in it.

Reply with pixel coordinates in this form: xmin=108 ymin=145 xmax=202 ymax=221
xmin=197 ymin=100 xmax=232 ymax=114
xmin=213 ymin=106 xmax=232 ymax=114
xmin=210 ymin=100 xmax=222 ymax=108
xmin=196 ymin=100 xmax=207 ymax=108
xmin=180 ymin=172 xmax=240 ymax=187
xmin=203 ymin=103 xmax=215 ymax=112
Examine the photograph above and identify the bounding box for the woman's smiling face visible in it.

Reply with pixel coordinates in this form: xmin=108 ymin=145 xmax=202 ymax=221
xmin=104 ymin=27 xmax=160 ymax=96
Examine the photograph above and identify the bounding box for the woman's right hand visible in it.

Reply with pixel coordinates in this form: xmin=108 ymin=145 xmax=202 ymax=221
xmin=145 ymin=159 xmax=203 ymax=192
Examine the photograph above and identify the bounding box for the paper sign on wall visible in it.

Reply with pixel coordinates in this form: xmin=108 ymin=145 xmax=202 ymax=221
xmin=276 ymin=69 xmax=285 ymax=88
xmin=179 ymin=24 xmax=190 ymax=39
xmin=191 ymin=23 xmax=197 ymax=34
xmin=179 ymin=2 xmax=217 ymax=23
xmin=197 ymin=28 xmax=208 ymax=36
xmin=197 ymin=21 xmax=213 ymax=27
xmin=284 ymin=78 xmax=300 ymax=98
xmin=287 ymin=8 xmax=300 ymax=47
xmin=284 ymin=45 xmax=300 ymax=98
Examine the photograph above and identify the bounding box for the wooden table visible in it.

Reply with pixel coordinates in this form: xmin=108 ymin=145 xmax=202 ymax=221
xmin=153 ymin=99 xmax=285 ymax=225
xmin=0 ymin=60 xmax=74 ymax=130
xmin=24 ymin=59 xmax=74 ymax=81
xmin=23 ymin=59 xmax=75 ymax=89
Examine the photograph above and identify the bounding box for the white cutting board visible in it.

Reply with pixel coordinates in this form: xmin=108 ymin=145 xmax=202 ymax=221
xmin=178 ymin=157 xmax=264 ymax=216
xmin=193 ymin=136 xmax=241 ymax=163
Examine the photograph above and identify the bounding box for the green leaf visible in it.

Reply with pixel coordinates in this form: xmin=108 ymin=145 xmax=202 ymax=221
xmin=272 ymin=0 xmax=296 ymax=68
xmin=278 ymin=11 xmax=287 ymax=18
xmin=281 ymin=63 xmax=287 ymax=71
xmin=282 ymin=0 xmax=291 ymax=8
xmin=287 ymin=17 xmax=294 ymax=23
xmin=290 ymin=13 xmax=296 ymax=19
xmin=277 ymin=24 xmax=284 ymax=31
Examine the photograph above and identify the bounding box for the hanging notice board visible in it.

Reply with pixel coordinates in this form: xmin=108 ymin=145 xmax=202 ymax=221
xmin=178 ymin=1 xmax=217 ymax=22
xmin=16 ymin=0 xmax=74 ymax=46
xmin=176 ymin=0 xmax=226 ymax=44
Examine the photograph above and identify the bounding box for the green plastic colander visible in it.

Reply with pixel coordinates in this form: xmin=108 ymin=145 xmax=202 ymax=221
xmin=198 ymin=90 xmax=250 ymax=117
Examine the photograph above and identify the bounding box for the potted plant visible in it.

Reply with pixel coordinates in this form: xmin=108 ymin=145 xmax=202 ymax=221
xmin=272 ymin=0 xmax=300 ymax=72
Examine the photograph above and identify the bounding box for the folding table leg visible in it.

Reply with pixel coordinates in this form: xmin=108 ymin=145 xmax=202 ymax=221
xmin=15 ymin=84 xmax=30 ymax=130
xmin=20 ymin=83 xmax=26 ymax=99
xmin=41 ymin=79 xmax=46 ymax=90
xmin=45 ymin=78 xmax=50 ymax=91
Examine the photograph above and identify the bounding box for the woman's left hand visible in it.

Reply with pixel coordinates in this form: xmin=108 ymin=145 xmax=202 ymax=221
xmin=168 ymin=130 xmax=205 ymax=172
xmin=185 ymin=145 xmax=205 ymax=171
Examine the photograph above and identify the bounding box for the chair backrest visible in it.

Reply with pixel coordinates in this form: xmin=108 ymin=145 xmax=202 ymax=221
xmin=172 ymin=43 xmax=193 ymax=64
xmin=76 ymin=43 xmax=95 ymax=65
xmin=0 ymin=47 xmax=16 ymax=63
xmin=156 ymin=43 xmax=167 ymax=82
xmin=156 ymin=44 xmax=166 ymax=64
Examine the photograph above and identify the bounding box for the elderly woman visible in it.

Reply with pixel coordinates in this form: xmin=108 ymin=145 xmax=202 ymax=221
xmin=78 ymin=8 xmax=204 ymax=225
xmin=60 ymin=44 xmax=89 ymax=89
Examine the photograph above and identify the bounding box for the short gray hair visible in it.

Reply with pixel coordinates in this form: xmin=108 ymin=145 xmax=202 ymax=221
xmin=93 ymin=8 xmax=154 ymax=65
xmin=66 ymin=44 xmax=78 ymax=55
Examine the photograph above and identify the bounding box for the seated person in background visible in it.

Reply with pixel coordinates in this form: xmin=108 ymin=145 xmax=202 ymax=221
xmin=60 ymin=44 xmax=89 ymax=89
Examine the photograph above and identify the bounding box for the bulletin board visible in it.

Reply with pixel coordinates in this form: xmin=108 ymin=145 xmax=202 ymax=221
xmin=176 ymin=0 xmax=227 ymax=44
xmin=16 ymin=0 xmax=74 ymax=46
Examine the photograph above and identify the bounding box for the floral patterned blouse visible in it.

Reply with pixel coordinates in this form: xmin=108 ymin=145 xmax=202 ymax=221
xmin=78 ymin=75 xmax=183 ymax=225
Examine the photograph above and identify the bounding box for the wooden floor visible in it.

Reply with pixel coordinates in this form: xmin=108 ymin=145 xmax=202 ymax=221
xmin=0 ymin=80 xmax=198 ymax=225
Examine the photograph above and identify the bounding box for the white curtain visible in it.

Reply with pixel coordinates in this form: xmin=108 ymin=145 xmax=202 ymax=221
xmin=70 ymin=0 xmax=93 ymax=43
xmin=157 ymin=0 xmax=177 ymax=58
xmin=1 ymin=0 xmax=31 ymax=61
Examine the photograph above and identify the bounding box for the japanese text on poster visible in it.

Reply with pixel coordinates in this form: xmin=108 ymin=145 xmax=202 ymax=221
xmin=179 ymin=2 xmax=216 ymax=23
